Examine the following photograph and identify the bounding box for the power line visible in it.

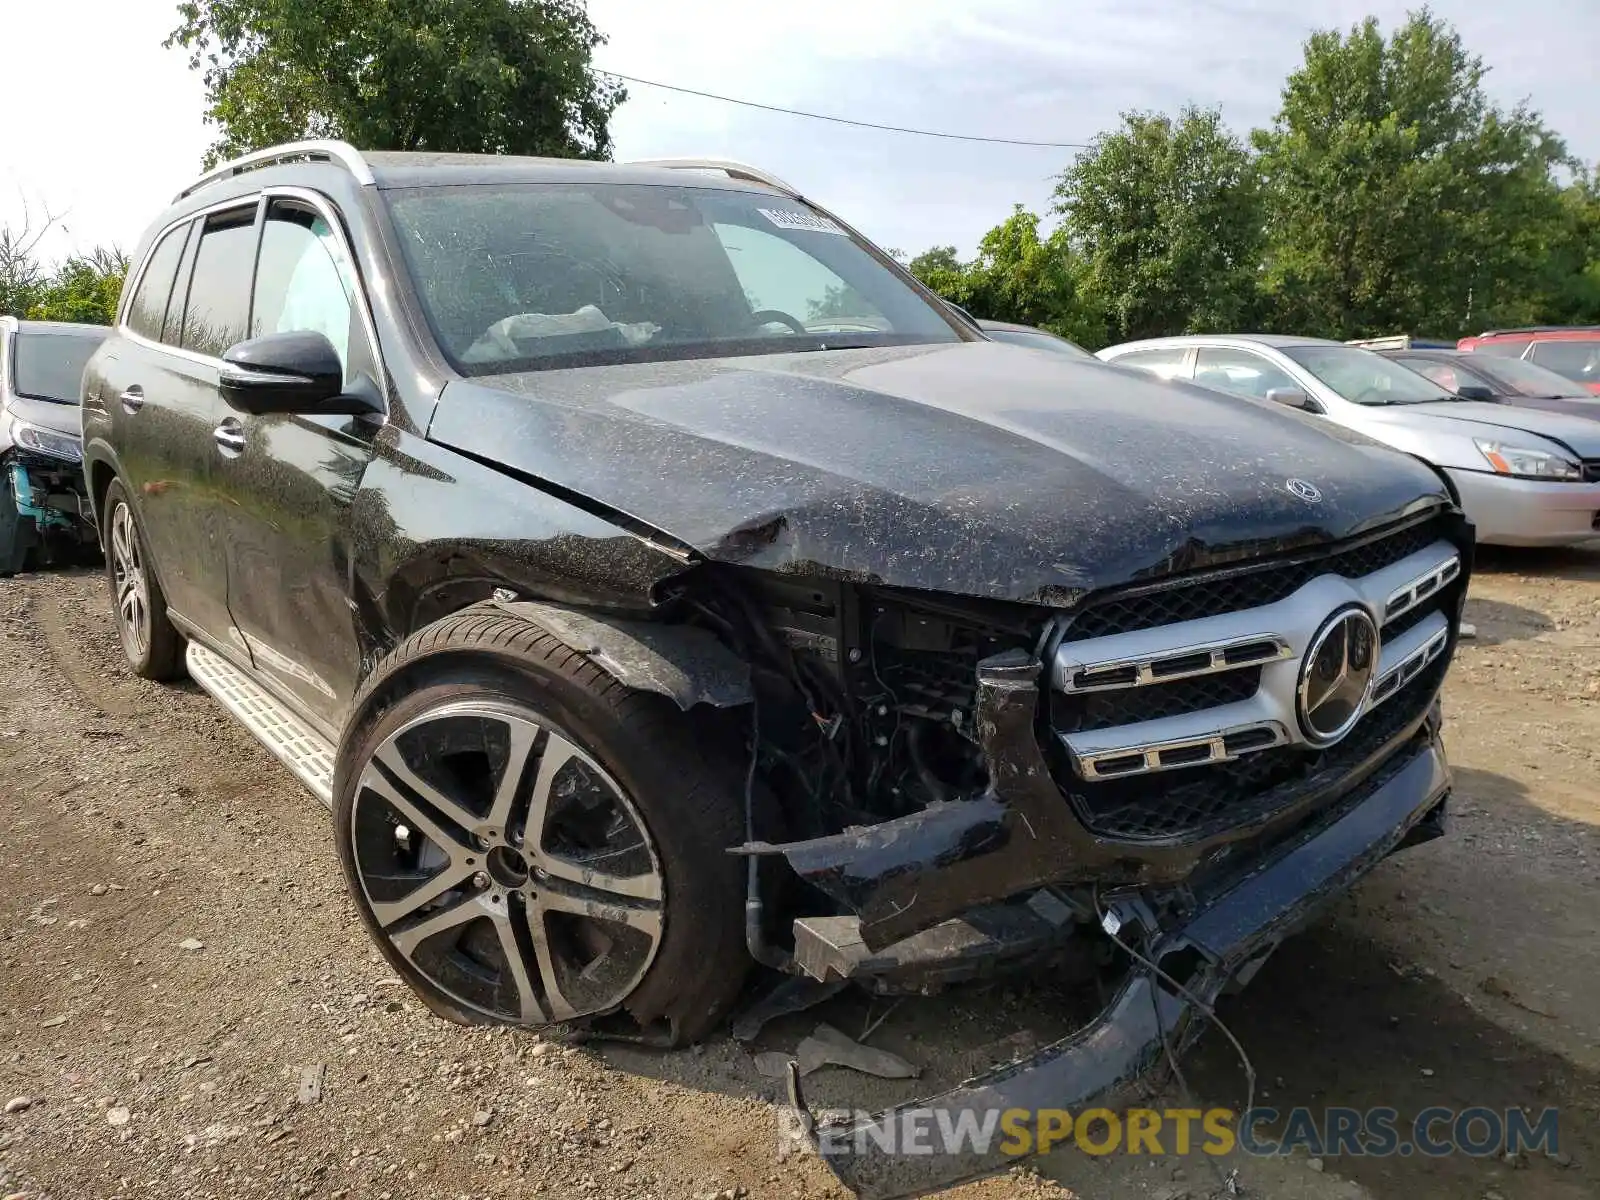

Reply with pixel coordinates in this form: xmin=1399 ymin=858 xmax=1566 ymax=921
xmin=599 ymin=70 xmax=1092 ymax=149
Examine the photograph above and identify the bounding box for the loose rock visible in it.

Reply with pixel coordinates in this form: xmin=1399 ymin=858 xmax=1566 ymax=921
xmin=3 ymin=1097 xmax=33 ymax=1115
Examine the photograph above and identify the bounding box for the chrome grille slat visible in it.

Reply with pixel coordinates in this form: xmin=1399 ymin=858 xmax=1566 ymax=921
xmin=1064 ymin=634 xmax=1291 ymax=694
xmin=1053 ymin=538 xmax=1459 ymax=785
xmin=1077 ymin=721 xmax=1291 ymax=780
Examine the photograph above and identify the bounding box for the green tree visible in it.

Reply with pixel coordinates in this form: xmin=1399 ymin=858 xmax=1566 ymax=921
xmin=168 ymin=0 xmax=625 ymax=167
xmin=907 ymin=211 xmax=1097 ymax=344
xmin=1536 ymin=169 xmax=1600 ymax=325
xmin=0 ymin=208 xmax=56 ymax=319
xmin=27 ymin=249 xmax=129 ymax=326
xmin=1053 ymin=106 xmax=1263 ymax=343
xmin=1253 ymin=8 xmax=1570 ymax=338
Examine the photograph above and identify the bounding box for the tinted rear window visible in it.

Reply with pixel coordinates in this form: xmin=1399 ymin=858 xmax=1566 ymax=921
xmin=177 ymin=210 xmax=258 ymax=357
xmin=11 ymin=329 xmax=108 ymax=404
xmin=126 ymin=224 xmax=191 ymax=343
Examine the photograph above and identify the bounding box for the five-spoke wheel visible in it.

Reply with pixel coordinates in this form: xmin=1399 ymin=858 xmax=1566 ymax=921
xmin=335 ymin=607 xmax=750 ymax=1044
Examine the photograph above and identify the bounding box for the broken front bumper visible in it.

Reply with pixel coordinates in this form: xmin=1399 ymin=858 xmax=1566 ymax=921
xmin=799 ymin=721 xmax=1450 ymax=1198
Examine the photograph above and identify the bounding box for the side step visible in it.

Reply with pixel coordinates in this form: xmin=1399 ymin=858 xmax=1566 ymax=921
xmin=185 ymin=643 xmax=336 ymax=808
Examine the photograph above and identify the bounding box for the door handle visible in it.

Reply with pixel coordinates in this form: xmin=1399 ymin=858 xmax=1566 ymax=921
xmin=214 ymin=419 xmax=247 ymax=456
xmin=119 ymin=386 xmax=144 ymax=414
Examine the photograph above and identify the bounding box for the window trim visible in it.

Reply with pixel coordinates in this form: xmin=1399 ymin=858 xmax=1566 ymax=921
xmin=174 ymin=201 xmax=264 ymax=359
xmin=118 ymin=195 xmax=263 ymax=369
xmin=254 ymin=191 xmax=384 ymax=393
xmin=116 ymin=188 xmax=388 ymax=408
xmin=122 ymin=221 xmax=191 ymax=345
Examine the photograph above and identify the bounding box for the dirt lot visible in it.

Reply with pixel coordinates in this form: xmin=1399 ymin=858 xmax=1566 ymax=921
xmin=2 ymin=549 xmax=1599 ymax=1200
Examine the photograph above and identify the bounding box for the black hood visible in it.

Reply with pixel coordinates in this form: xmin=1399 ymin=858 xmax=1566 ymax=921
xmin=428 ymin=342 xmax=1449 ymax=606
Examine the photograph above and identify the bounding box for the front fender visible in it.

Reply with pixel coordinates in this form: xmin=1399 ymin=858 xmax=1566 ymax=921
xmin=491 ymin=598 xmax=752 ymax=710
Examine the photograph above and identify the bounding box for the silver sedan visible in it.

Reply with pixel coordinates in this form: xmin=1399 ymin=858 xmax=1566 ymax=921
xmin=1098 ymin=334 xmax=1600 ymax=547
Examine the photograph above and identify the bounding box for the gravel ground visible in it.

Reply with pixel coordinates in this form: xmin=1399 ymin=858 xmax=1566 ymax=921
xmin=2 ymin=549 xmax=1599 ymax=1200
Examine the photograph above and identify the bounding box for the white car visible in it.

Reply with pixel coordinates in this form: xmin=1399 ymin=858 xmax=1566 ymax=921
xmin=1099 ymin=334 xmax=1600 ymax=547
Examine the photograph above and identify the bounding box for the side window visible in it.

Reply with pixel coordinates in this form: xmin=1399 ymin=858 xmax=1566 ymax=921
xmin=177 ymin=208 xmax=259 ymax=358
xmin=1193 ymin=347 xmax=1298 ymax=399
xmin=251 ymin=201 xmax=369 ymax=384
xmin=1529 ymin=339 xmax=1600 ymax=383
xmin=1474 ymin=338 xmax=1531 ymax=358
xmin=713 ymin=223 xmax=885 ymax=330
xmin=1110 ymin=347 xmax=1189 ymax=380
xmin=125 ymin=225 xmax=190 ymax=342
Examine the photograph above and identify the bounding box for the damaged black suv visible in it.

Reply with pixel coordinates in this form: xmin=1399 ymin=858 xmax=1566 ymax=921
xmin=84 ymin=142 xmax=1469 ymax=1195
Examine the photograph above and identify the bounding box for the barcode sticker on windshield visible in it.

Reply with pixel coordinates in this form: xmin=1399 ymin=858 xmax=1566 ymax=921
xmin=759 ymin=208 xmax=847 ymax=235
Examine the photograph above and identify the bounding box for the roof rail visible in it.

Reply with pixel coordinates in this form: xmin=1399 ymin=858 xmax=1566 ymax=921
xmin=173 ymin=140 xmax=374 ymax=203
xmin=628 ymin=158 xmax=802 ymax=199
xmin=1477 ymin=325 xmax=1600 ymax=337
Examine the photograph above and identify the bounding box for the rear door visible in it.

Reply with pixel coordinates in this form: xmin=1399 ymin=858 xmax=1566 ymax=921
xmin=211 ymin=191 xmax=386 ymax=731
xmin=96 ymin=204 xmax=260 ymax=646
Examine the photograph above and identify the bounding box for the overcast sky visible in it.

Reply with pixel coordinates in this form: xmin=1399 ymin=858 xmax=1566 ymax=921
xmin=2 ymin=0 xmax=1596 ymax=267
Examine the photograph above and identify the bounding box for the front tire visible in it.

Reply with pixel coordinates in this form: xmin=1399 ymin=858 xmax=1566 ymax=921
xmin=101 ymin=479 xmax=183 ymax=680
xmin=333 ymin=607 xmax=751 ymax=1045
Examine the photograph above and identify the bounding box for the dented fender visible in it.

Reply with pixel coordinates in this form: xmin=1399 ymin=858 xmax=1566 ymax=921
xmin=492 ymin=598 xmax=752 ymax=710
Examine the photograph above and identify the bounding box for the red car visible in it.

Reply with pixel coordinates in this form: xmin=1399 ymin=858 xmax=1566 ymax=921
xmin=1458 ymin=326 xmax=1600 ymax=394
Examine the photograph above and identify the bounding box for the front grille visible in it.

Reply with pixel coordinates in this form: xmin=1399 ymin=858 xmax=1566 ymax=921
xmin=1057 ymin=668 xmax=1261 ymax=733
xmin=1067 ymin=516 xmax=1445 ymax=640
xmin=1066 ymin=657 xmax=1444 ymax=840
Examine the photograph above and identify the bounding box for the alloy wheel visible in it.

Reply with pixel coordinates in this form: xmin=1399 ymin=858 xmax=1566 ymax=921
xmin=110 ymin=502 xmax=150 ymax=660
xmin=349 ymin=701 xmax=665 ymax=1025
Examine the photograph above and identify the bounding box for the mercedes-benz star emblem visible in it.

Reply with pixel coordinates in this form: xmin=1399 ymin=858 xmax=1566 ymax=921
xmin=1297 ymin=607 xmax=1378 ymax=745
xmin=1286 ymin=478 xmax=1323 ymax=503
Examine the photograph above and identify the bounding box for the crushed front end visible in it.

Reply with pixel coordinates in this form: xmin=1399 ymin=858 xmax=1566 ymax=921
xmin=708 ymin=505 xmax=1470 ymax=1197
xmin=0 ymin=442 xmax=96 ymax=575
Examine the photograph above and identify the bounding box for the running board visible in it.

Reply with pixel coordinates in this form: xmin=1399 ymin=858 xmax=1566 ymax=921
xmin=185 ymin=643 xmax=336 ymax=808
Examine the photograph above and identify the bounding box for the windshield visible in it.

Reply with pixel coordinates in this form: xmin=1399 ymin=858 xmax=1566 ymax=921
xmin=1283 ymin=344 xmax=1456 ymax=405
xmin=10 ymin=329 xmax=107 ymax=404
xmin=384 ymin=183 xmax=963 ymax=374
xmin=1472 ymin=353 xmax=1594 ymax=400
xmin=983 ymin=327 xmax=1092 ymax=358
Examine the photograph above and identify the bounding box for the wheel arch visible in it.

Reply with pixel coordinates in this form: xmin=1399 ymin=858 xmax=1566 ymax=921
xmin=344 ymin=598 xmax=752 ymax=752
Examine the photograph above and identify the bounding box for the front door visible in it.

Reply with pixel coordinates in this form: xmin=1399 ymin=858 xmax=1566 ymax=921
xmin=211 ymin=194 xmax=385 ymax=733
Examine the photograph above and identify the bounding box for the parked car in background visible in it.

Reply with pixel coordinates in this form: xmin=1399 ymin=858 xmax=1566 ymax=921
xmin=1346 ymin=335 xmax=1456 ymax=351
xmin=976 ymin=318 xmax=1092 ymax=358
xmin=0 ymin=316 xmax=108 ymax=575
xmin=1382 ymin=347 xmax=1600 ymax=422
xmin=1458 ymin=326 xmax=1600 ymax=394
xmin=1098 ymin=334 xmax=1600 ymax=546
xmin=84 ymin=142 xmax=1469 ymax=1195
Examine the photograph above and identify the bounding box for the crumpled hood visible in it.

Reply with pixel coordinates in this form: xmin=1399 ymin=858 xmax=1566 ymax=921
xmin=1369 ymin=400 xmax=1600 ymax=457
xmin=429 ymin=342 xmax=1449 ymax=606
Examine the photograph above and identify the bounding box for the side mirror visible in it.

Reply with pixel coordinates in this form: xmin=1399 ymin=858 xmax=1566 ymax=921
xmin=1265 ymin=386 xmax=1318 ymax=412
xmin=219 ymin=332 xmax=381 ymax=417
xmin=1454 ymin=383 xmax=1497 ymax=402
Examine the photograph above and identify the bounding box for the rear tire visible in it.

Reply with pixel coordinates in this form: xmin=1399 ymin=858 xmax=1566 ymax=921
xmin=333 ymin=605 xmax=751 ymax=1045
xmin=101 ymin=479 xmax=182 ymax=681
